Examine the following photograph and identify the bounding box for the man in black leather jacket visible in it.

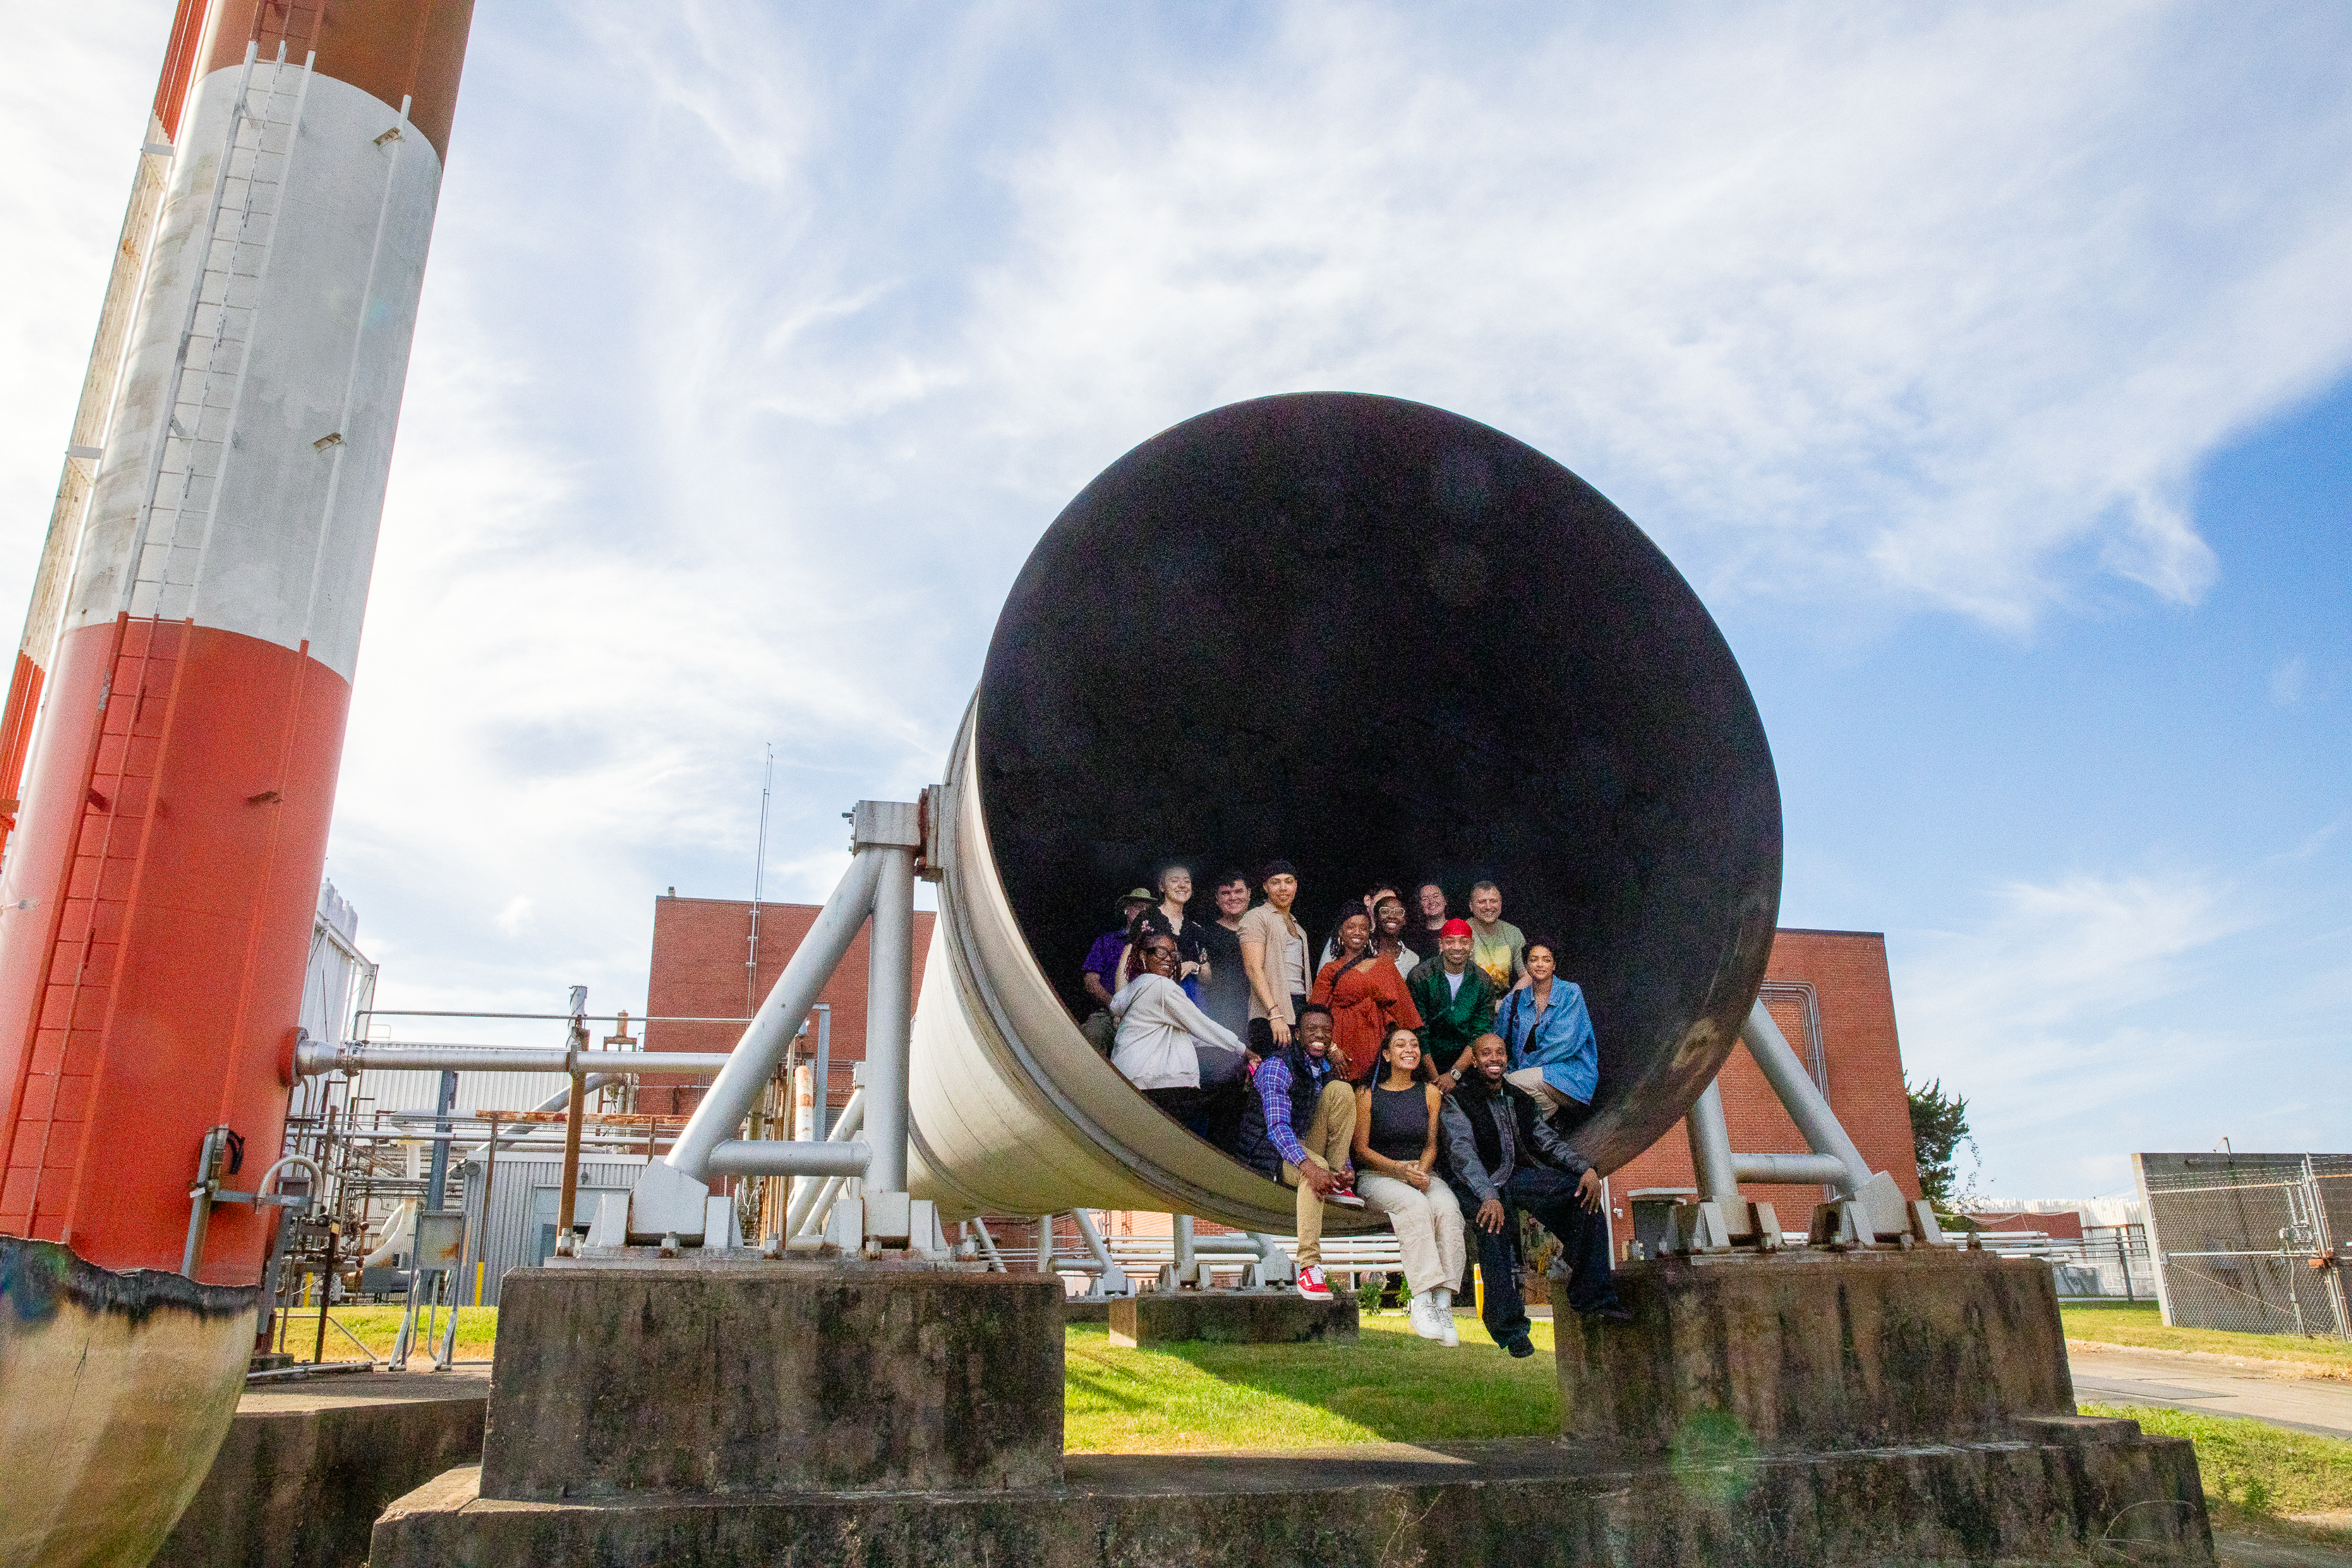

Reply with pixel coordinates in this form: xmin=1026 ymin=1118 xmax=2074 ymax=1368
xmin=1438 ymin=1033 xmax=1626 ymax=1355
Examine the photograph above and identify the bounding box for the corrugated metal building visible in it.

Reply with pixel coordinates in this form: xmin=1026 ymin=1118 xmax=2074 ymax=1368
xmin=454 ymin=1152 xmax=650 ymax=1306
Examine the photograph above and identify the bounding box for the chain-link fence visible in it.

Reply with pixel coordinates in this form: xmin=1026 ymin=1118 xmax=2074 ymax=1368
xmin=2134 ymin=1152 xmax=2352 ymax=1339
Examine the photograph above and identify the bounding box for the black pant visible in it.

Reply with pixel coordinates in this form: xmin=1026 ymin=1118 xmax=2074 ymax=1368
xmin=1455 ymin=1165 xmax=1620 ymax=1347
xmin=1142 ymin=1046 xmax=1248 ymax=1151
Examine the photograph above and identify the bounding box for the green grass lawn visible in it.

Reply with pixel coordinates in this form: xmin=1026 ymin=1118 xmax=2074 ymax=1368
xmin=2063 ymin=1301 xmax=2352 ymax=1379
xmin=2083 ymin=1404 xmax=2352 ymax=1542
xmin=1066 ymin=1313 xmax=1558 ymax=1452
xmin=267 ymin=1305 xmax=500 ymax=1363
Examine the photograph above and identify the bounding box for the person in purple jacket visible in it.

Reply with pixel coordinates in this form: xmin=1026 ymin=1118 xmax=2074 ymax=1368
xmin=1082 ymin=888 xmax=1156 ymax=1008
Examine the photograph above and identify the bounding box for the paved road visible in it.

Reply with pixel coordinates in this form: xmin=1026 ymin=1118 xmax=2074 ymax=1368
xmin=2070 ymin=1345 xmax=2352 ymax=1441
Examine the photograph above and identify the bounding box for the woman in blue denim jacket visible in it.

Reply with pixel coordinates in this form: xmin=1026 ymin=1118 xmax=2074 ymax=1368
xmin=1491 ymin=939 xmax=1597 ymax=1124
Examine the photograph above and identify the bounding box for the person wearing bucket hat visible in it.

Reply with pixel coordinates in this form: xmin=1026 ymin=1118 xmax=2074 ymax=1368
xmin=1082 ymin=888 xmax=1157 ymax=1009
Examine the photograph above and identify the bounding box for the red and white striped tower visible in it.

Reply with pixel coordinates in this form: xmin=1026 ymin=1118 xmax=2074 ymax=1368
xmin=0 ymin=0 xmax=209 ymax=867
xmin=0 ymin=0 xmax=474 ymax=1287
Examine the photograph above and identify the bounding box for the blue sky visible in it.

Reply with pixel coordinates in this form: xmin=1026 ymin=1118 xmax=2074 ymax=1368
xmin=2 ymin=4 xmax=2345 ymax=1198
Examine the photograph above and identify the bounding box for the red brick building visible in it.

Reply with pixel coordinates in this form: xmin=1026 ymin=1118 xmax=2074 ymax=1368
xmin=641 ymin=894 xmax=936 ymax=1119
xmin=1603 ymin=928 xmax=1922 ymax=1253
xmin=644 ymin=903 xmax=1919 ymax=1257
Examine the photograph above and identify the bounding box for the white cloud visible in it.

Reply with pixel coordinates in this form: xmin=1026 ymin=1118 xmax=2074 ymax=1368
xmin=6 ymin=1 xmax=2352 ymax=1042
xmin=2272 ymin=654 xmax=2308 ymax=706
xmin=1906 ymin=873 xmax=2236 ymax=1043
xmin=917 ymin=2 xmax=2352 ymax=626
xmin=1890 ymin=864 xmax=2352 ymax=1195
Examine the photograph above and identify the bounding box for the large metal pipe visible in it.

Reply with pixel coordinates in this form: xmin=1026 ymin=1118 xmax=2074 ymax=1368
xmin=1740 ymin=1001 xmax=1871 ymax=1195
xmin=907 ymin=393 xmax=1780 ymax=1227
xmin=667 ymin=850 xmax=884 ymax=1179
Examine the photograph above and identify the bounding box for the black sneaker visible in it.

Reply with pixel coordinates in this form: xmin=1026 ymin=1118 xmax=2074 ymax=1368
xmin=1581 ymin=1301 xmax=1633 ymax=1323
xmin=1506 ymin=1335 xmax=1536 ymax=1358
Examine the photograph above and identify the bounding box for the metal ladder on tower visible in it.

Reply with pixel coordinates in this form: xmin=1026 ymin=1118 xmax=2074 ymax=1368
xmin=121 ymin=40 xmax=315 ymax=625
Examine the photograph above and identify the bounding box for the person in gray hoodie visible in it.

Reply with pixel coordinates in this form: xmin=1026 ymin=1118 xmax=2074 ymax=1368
xmin=1439 ymin=1033 xmax=1627 ymax=1356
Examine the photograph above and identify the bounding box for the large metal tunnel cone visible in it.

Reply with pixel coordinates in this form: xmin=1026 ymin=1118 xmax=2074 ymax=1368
xmin=910 ymin=392 xmax=1781 ymax=1230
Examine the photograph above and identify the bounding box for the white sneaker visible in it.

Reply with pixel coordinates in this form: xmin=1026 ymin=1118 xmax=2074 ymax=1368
xmin=1408 ymin=1290 xmax=1447 ymax=1341
xmin=1432 ymin=1288 xmax=1460 ymax=1346
xmin=1296 ymin=1265 xmax=1334 ymax=1302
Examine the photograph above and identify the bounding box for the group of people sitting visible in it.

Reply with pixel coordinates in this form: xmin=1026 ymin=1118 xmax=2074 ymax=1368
xmin=1078 ymin=862 xmax=1625 ymax=1355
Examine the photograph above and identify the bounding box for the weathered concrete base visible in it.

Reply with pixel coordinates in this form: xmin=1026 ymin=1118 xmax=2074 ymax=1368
xmin=1061 ymin=1296 xmax=1112 ymax=1324
xmin=153 ymin=1370 xmax=488 ymax=1568
xmin=1109 ymin=1289 xmax=1357 ymax=1346
xmin=486 ymin=1259 xmax=1063 ymax=1498
xmin=1557 ymin=1248 xmax=2075 ymax=1450
xmin=374 ymin=1422 xmax=2212 ymax=1567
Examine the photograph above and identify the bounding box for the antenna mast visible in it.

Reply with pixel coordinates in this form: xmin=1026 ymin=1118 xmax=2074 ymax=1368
xmin=747 ymin=744 xmax=773 ymax=1019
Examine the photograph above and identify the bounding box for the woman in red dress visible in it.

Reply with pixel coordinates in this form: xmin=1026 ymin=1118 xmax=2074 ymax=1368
xmin=1310 ymin=910 xmax=1425 ymax=1080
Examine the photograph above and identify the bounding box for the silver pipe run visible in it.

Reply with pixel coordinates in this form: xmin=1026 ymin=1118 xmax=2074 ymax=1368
xmin=781 ymin=1089 xmax=867 ymax=1240
xmin=295 ymin=1041 xmax=735 ymax=1076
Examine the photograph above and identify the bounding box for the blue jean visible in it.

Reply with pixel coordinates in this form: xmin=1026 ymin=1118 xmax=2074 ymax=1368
xmin=1455 ymin=1164 xmax=1620 ymax=1347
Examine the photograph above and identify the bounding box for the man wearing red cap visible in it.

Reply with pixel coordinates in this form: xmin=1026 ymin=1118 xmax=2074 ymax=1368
xmin=1407 ymin=918 xmax=1498 ymax=1091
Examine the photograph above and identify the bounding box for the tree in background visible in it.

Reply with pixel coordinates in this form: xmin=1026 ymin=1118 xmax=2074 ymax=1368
xmin=1908 ymin=1077 xmax=1978 ymax=1214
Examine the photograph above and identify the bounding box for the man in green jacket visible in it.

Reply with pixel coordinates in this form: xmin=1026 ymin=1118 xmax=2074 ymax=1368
xmin=1409 ymin=918 xmax=1497 ymax=1091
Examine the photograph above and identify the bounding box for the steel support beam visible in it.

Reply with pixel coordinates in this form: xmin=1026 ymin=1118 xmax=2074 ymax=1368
xmin=704 ymin=1139 xmax=873 ymax=1178
xmin=860 ymin=802 xmax=919 ymax=1195
xmin=782 ymin=1089 xmax=867 ymax=1240
xmin=667 ymin=850 xmax=886 ymax=1180
xmin=1732 ymin=1152 xmax=1852 ymax=1186
xmin=1684 ymin=1080 xmax=1739 ymax=1202
xmin=1742 ymin=1001 xmax=1871 ymax=1196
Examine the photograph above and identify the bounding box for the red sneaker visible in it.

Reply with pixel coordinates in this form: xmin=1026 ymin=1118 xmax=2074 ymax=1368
xmin=1296 ymin=1265 xmax=1334 ymax=1301
xmin=1326 ymin=1183 xmax=1367 ymax=1209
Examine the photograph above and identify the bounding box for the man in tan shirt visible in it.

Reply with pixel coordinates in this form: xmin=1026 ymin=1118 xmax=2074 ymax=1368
xmin=1238 ymin=859 xmax=1311 ymax=1057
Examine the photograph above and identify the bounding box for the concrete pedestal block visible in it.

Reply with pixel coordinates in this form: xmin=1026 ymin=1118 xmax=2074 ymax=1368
xmin=375 ymin=1423 xmax=2214 ymax=1567
xmin=481 ymin=1260 xmax=1062 ymax=1500
xmin=155 ymin=1371 xmax=488 ymax=1568
xmin=1109 ymin=1289 xmax=1357 ymax=1346
xmin=1556 ymin=1247 xmax=2072 ymax=1452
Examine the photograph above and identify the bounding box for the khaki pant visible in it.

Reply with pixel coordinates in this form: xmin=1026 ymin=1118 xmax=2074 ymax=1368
xmin=1279 ymin=1078 xmax=1358 ymax=1269
xmin=1357 ymin=1170 xmax=1467 ymax=1296
xmin=1504 ymin=1066 xmax=1569 ymax=1118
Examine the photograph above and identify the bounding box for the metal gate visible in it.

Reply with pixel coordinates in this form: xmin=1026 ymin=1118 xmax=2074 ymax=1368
xmin=2134 ymin=1152 xmax=2352 ymax=1339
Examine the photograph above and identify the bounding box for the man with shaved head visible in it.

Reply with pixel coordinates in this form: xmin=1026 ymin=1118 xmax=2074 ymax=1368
xmin=1439 ymin=1032 xmax=1624 ymax=1356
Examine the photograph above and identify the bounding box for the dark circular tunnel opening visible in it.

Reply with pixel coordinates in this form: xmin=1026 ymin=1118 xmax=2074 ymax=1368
xmin=973 ymin=392 xmax=1783 ymax=1171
